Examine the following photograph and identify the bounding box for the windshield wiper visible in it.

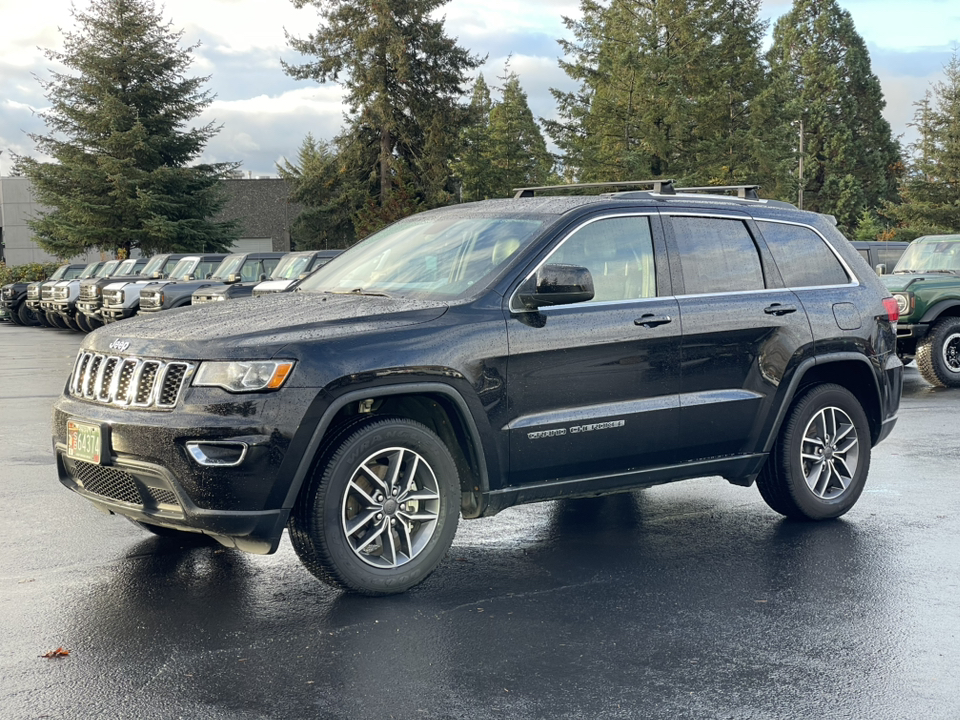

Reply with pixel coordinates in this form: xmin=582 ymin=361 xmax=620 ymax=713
xmin=921 ymin=269 xmax=957 ymax=274
xmin=328 ymin=288 xmax=392 ymax=298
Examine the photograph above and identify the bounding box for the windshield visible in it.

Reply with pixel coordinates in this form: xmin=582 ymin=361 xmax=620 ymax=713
xmin=139 ymin=256 xmax=166 ymax=277
xmin=63 ymin=266 xmax=86 ymax=280
xmin=168 ymin=258 xmax=200 ymax=280
xmin=48 ymin=265 xmax=69 ymax=281
xmin=298 ymin=216 xmax=544 ymax=300
xmin=96 ymin=260 xmax=119 ymax=277
xmin=79 ymin=262 xmax=102 ymax=279
xmin=894 ymin=240 xmax=960 ymax=274
xmin=212 ymin=254 xmax=245 ymax=280
xmin=115 ymin=258 xmax=139 ymax=275
xmin=271 ymin=254 xmax=313 ymax=280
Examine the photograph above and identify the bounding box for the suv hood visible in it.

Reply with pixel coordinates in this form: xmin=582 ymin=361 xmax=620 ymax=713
xmin=882 ymin=272 xmax=960 ymax=292
xmin=83 ymin=293 xmax=449 ymax=358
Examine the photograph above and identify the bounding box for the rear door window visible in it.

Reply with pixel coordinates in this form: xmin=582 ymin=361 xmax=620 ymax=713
xmin=671 ymin=216 xmax=765 ymax=294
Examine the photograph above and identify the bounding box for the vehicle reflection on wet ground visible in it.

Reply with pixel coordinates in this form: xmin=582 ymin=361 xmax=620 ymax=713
xmin=1 ymin=328 xmax=957 ymax=719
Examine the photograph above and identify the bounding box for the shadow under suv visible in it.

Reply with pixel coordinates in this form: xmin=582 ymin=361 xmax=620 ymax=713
xmin=53 ymin=181 xmax=902 ymax=595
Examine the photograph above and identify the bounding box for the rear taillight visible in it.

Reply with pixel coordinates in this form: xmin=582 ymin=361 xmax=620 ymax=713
xmin=882 ymin=296 xmax=899 ymax=324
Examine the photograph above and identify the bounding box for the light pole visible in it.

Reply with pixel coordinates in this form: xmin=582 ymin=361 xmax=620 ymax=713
xmin=797 ymin=120 xmax=804 ymax=211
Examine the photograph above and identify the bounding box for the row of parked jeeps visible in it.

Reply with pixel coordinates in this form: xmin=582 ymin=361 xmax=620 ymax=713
xmin=0 ymin=249 xmax=341 ymax=332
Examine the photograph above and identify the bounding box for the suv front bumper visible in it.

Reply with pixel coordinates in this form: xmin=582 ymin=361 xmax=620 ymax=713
xmin=896 ymin=322 xmax=929 ymax=340
xmin=101 ymin=305 xmax=137 ymax=322
xmin=52 ymin=389 xmax=311 ymax=553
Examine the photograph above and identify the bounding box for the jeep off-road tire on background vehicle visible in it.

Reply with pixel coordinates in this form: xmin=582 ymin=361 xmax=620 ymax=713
xmin=289 ymin=417 xmax=461 ymax=596
xmin=756 ymin=384 xmax=871 ymax=520
xmin=915 ymin=316 xmax=960 ymax=388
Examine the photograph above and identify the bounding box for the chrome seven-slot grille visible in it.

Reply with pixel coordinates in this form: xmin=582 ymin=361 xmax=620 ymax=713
xmin=27 ymin=286 xmax=39 ymax=299
xmin=69 ymin=351 xmax=194 ymax=408
xmin=41 ymin=285 xmax=55 ymax=300
xmin=80 ymin=284 xmax=98 ymax=299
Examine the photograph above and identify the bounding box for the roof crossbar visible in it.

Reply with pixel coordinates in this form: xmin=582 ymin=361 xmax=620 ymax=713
xmin=513 ymin=179 xmax=675 ymax=199
xmin=674 ymin=185 xmax=761 ymax=200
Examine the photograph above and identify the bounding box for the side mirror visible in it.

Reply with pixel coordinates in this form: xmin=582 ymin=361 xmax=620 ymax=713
xmin=184 ymin=274 xmax=195 ymax=281
xmin=517 ymin=264 xmax=594 ymax=309
xmin=297 ymin=272 xmax=309 ymax=280
xmin=875 ymin=263 xmax=887 ymax=275
xmin=227 ymin=273 xmax=240 ymax=284
xmin=152 ymin=272 xmax=163 ymax=279
xmin=259 ymin=273 xmax=267 ymax=281
xmin=205 ymin=273 xmax=213 ymax=279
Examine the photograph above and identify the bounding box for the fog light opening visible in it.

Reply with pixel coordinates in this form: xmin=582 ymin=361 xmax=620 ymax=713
xmin=186 ymin=441 xmax=249 ymax=467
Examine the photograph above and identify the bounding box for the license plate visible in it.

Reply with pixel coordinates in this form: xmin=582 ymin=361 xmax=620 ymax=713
xmin=67 ymin=420 xmax=104 ymax=464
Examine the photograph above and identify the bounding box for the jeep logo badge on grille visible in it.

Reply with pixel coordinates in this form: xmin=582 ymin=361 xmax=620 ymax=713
xmin=109 ymin=340 xmax=130 ymax=352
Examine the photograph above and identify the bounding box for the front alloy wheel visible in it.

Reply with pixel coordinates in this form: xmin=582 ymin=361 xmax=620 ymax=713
xmin=290 ymin=417 xmax=461 ymax=595
xmin=341 ymin=446 xmax=441 ymax=569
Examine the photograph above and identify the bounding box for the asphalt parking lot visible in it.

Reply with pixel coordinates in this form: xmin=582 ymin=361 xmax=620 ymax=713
xmin=1 ymin=323 xmax=959 ymax=720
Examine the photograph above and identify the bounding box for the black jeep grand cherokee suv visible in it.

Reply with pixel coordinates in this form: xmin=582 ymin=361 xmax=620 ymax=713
xmin=53 ymin=182 xmax=902 ymax=595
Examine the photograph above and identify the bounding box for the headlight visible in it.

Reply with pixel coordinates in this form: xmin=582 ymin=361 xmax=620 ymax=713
xmin=893 ymin=293 xmax=910 ymax=315
xmin=193 ymin=360 xmax=295 ymax=392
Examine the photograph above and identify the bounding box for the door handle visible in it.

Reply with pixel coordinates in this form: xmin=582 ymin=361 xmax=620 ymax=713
xmin=764 ymin=303 xmax=798 ymax=316
xmin=635 ymin=314 xmax=672 ymax=328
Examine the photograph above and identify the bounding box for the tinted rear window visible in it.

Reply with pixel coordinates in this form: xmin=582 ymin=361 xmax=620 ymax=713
xmin=758 ymin=221 xmax=849 ymax=287
xmin=672 ymin=216 xmax=765 ymax=294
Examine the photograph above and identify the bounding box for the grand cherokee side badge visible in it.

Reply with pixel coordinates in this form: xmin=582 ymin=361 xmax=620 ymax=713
xmin=109 ymin=339 xmax=130 ymax=352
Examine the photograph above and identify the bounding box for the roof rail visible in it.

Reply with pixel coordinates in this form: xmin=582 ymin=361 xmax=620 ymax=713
xmin=673 ymin=185 xmax=761 ymax=200
xmin=513 ymin=179 xmax=675 ymax=199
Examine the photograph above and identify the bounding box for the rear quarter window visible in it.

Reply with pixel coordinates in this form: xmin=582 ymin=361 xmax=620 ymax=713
xmin=757 ymin=221 xmax=850 ymax=287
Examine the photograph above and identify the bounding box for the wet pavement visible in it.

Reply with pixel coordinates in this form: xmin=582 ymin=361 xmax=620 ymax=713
xmin=1 ymin=322 xmax=958 ymax=719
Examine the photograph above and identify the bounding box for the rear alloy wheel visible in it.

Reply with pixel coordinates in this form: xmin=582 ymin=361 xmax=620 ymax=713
xmin=916 ymin=317 xmax=960 ymax=388
xmin=757 ymin=383 xmax=871 ymax=520
xmin=290 ymin=417 xmax=460 ymax=595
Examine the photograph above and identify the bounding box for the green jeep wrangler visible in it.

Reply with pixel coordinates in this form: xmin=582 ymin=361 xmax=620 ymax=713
xmin=883 ymin=234 xmax=960 ymax=387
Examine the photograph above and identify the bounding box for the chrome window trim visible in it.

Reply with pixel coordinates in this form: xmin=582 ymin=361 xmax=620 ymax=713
xmin=508 ymin=211 xmax=661 ymax=313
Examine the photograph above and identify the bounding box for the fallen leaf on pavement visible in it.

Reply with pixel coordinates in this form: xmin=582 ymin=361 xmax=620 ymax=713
xmin=40 ymin=647 xmax=70 ymax=659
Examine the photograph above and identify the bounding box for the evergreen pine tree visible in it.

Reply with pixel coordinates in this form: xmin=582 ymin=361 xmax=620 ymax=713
xmin=276 ymin=134 xmax=356 ymax=249
xmin=454 ymin=75 xmax=499 ymax=202
xmin=547 ymin=0 xmax=768 ymax=185
xmin=766 ymin=0 xmax=901 ymax=233
xmin=284 ymin=0 xmax=481 ymax=232
xmin=884 ymin=52 xmax=960 ymax=238
xmin=488 ymin=70 xmax=556 ymax=196
xmin=14 ymin=0 xmax=238 ymax=258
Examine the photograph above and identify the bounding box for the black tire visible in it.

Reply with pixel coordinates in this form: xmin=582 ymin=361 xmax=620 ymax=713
xmin=34 ymin=309 xmax=51 ymax=327
xmin=916 ymin=317 xmax=960 ymax=388
xmin=757 ymin=383 xmax=871 ymax=520
xmin=17 ymin=302 xmax=40 ymax=326
xmin=8 ymin=304 xmax=25 ymax=326
xmin=46 ymin=312 xmax=68 ymax=329
xmin=74 ymin=313 xmax=91 ymax=332
xmin=62 ymin=314 xmax=82 ymax=332
xmin=290 ymin=416 xmax=461 ymax=595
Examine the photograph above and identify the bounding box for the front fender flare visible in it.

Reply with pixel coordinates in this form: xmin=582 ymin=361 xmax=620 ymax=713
xmin=280 ymin=382 xmax=492 ymax=511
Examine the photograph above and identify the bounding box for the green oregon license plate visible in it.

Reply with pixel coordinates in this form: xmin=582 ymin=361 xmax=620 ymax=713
xmin=67 ymin=420 xmax=103 ymax=464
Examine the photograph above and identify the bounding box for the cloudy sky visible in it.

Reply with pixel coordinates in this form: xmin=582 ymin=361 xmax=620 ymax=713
xmin=0 ymin=0 xmax=957 ymax=177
